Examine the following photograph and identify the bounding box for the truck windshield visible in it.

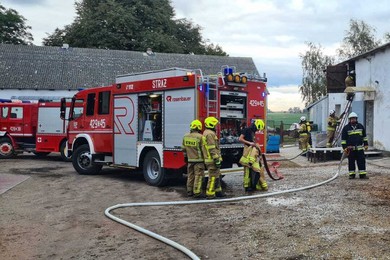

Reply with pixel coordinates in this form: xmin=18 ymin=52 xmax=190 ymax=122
xmin=71 ymin=99 xmax=84 ymax=119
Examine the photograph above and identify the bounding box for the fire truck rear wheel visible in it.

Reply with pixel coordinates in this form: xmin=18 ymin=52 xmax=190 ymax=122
xmin=0 ymin=137 xmax=15 ymax=159
xmin=143 ymin=150 xmax=167 ymax=186
xmin=73 ymin=144 xmax=102 ymax=175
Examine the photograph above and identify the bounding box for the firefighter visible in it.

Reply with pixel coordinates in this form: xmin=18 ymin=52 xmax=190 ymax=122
xmin=345 ymin=70 xmax=355 ymax=87
xmin=239 ymin=119 xmax=268 ymax=192
xmin=298 ymin=116 xmax=310 ymax=151
xmin=341 ymin=112 xmax=369 ymax=179
xmin=182 ymin=119 xmax=207 ymax=198
xmin=203 ymin=116 xmax=224 ymax=199
xmin=326 ymin=109 xmax=345 ymax=147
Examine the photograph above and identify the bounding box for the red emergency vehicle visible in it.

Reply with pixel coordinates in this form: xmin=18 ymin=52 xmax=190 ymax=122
xmin=62 ymin=66 xmax=268 ymax=186
xmin=0 ymin=100 xmax=70 ymax=161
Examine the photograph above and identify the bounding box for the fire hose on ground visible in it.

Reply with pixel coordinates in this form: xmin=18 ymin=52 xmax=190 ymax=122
xmin=105 ymin=152 xmax=346 ymax=260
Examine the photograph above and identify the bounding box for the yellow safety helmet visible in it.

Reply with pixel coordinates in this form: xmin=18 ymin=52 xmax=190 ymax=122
xmin=204 ymin=116 xmax=219 ymax=128
xmin=254 ymin=119 xmax=265 ymax=131
xmin=190 ymin=119 xmax=202 ymax=131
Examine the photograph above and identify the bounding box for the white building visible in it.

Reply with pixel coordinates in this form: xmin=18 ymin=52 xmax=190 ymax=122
xmin=308 ymin=42 xmax=390 ymax=152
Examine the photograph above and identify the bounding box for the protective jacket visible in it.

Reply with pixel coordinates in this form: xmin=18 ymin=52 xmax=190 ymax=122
xmin=327 ymin=116 xmax=339 ymax=131
xmin=182 ymin=131 xmax=206 ymax=162
xmin=298 ymin=122 xmax=309 ymax=135
xmin=341 ymin=123 xmax=368 ymax=150
xmin=203 ymin=128 xmax=221 ymax=164
xmin=345 ymin=75 xmax=354 ymax=87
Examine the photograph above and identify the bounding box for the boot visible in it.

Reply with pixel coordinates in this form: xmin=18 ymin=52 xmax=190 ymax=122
xmin=359 ymin=174 xmax=369 ymax=179
xmin=216 ymin=191 xmax=226 ymax=198
xmin=193 ymin=193 xmax=205 ymax=199
xmin=349 ymin=174 xmax=356 ymax=179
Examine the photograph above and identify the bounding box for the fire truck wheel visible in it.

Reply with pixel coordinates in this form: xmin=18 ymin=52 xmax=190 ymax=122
xmin=0 ymin=137 xmax=15 ymax=159
xmin=60 ymin=141 xmax=72 ymax=162
xmin=72 ymin=144 xmax=102 ymax=175
xmin=143 ymin=150 xmax=167 ymax=186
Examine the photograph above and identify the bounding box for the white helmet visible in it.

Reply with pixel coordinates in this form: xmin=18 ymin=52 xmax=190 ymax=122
xmin=300 ymin=116 xmax=306 ymax=121
xmin=348 ymin=112 xmax=358 ymax=119
xmin=329 ymin=109 xmax=335 ymax=115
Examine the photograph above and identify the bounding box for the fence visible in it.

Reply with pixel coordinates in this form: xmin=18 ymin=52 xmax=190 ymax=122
xmin=267 ymin=120 xmax=299 ymax=146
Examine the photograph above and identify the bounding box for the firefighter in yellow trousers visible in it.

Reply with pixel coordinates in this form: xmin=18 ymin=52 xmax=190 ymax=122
xmin=203 ymin=116 xmax=225 ymax=199
xmin=182 ymin=120 xmax=207 ymax=198
xmin=239 ymin=119 xmax=268 ymax=192
xmin=298 ymin=116 xmax=310 ymax=151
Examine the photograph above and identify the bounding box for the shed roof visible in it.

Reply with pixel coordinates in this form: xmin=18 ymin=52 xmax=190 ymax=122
xmin=338 ymin=42 xmax=390 ymax=65
xmin=0 ymin=44 xmax=259 ymax=90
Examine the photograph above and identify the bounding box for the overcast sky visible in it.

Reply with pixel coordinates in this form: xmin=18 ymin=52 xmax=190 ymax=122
xmin=2 ymin=0 xmax=390 ymax=111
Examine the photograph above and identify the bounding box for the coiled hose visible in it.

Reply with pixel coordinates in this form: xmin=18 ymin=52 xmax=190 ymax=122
xmin=105 ymin=152 xmax=346 ymax=260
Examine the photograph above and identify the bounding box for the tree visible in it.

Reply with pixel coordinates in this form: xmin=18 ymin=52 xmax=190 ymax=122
xmin=384 ymin=32 xmax=390 ymax=43
xmin=0 ymin=4 xmax=33 ymax=45
xmin=337 ymin=19 xmax=381 ymax=60
xmin=299 ymin=42 xmax=334 ymax=106
xmin=43 ymin=0 xmax=227 ymax=55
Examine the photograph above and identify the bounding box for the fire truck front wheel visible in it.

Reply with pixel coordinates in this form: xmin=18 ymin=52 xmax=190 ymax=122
xmin=60 ymin=141 xmax=72 ymax=162
xmin=0 ymin=137 xmax=15 ymax=159
xmin=72 ymin=144 xmax=102 ymax=175
xmin=143 ymin=150 xmax=167 ymax=186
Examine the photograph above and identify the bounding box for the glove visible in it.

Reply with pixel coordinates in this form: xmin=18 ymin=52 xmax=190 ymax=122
xmin=364 ymin=146 xmax=368 ymax=151
xmin=214 ymin=158 xmax=221 ymax=168
xmin=184 ymin=157 xmax=188 ymax=163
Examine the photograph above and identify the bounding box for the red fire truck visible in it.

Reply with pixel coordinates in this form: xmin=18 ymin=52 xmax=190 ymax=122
xmin=0 ymin=100 xmax=70 ymax=161
xmin=62 ymin=66 xmax=268 ymax=186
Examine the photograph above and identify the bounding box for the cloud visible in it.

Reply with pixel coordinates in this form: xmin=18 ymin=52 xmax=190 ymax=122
xmin=267 ymin=84 xmax=303 ymax=111
xmin=5 ymin=0 xmax=46 ymax=5
xmin=3 ymin=0 xmax=390 ymax=111
xmin=2 ymin=0 xmax=76 ymax=45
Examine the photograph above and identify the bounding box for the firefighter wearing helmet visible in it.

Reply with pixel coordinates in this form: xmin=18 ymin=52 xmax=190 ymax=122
xmin=326 ymin=109 xmax=345 ymax=147
xmin=239 ymin=119 xmax=268 ymax=192
xmin=345 ymin=70 xmax=355 ymax=87
xmin=298 ymin=116 xmax=310 ymax=152
xmin=182 ymin=119 xmax=207 ymax=198
xmin=341 ymin=112 xmax=369 ymax=179
xmin=203 ymin=116 xmax=224 ymax=199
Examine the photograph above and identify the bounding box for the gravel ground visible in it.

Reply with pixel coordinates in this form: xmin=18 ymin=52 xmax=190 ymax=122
xmin=1 ymin=147 xmax=389 ymax=259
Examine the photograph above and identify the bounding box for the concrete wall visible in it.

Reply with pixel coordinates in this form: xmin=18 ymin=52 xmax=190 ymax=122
xmin=308 ymin=97 xmax=328 ymax=132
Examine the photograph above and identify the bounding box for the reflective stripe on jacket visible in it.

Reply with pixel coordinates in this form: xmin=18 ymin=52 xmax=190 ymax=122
xmin=341 ymin=122 xmax=368 ymax=149
xmin=327 ymin=116 xmax=338 ymax=131
xmin=182 ymin=131 xmax=205 ymax=163
xmin=298 ymin=123 xmax=308 ymax=136
xmin=203 ymin=128 xmax=221 ymax=163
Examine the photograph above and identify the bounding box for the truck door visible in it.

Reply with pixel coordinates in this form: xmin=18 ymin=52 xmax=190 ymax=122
xmin=38 ymin=105 xmax=64 ymax=134
xmin=7 ymin=105 xmax=25 ymax=137
xmin=164 ymin=88 xmax=195 ymax=148
xmin=113 ymin=94 xmax=138 ymax=166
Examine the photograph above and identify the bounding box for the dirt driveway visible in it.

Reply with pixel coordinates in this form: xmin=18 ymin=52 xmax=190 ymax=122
xmin=1 ymin=153 xmax=389 ymax=259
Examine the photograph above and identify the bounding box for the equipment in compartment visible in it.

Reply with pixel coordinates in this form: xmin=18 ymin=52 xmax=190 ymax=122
xmin=138 ymin=94 xmax=162 ymax=141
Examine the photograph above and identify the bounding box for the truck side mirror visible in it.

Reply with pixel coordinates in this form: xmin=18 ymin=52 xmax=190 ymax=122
xmin=60 ymin=98 xmax=66 ymax=120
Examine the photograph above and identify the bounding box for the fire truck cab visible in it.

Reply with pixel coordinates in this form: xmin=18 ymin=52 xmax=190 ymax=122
xmin=0 ymin=100 xmax=70 ymax=160
xmin=63 ymin=66 xmax=267 ymax=186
